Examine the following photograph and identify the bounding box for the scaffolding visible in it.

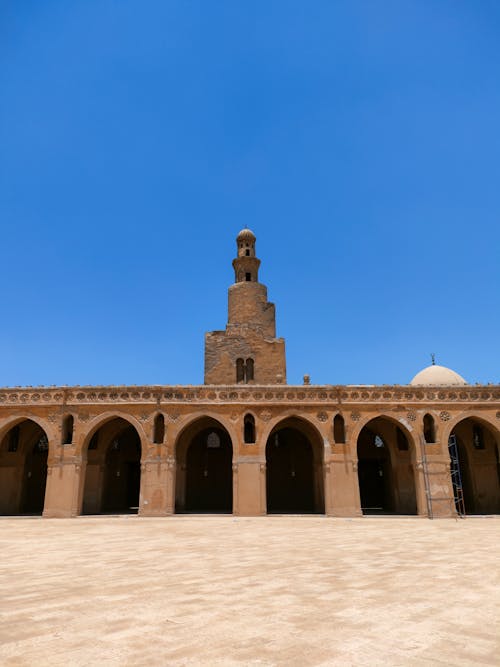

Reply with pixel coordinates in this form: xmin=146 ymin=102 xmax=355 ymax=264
xmin=448 ymin=434 xmax=466 ymax=518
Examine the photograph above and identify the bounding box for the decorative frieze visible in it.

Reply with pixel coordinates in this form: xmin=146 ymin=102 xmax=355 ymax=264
xmin=0 ymin=385 xmax=498 ymax=408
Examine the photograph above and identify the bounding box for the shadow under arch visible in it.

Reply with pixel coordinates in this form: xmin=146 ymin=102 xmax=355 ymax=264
xmin=356 ymin=416 xmax=417 ymax=515
xmin=0 ymin=418 xmax=49 ymax=515
xmin=175 ymin=416 xmax=233 ymax=514
xmin=81 ymin=416 xmax=142 ymax=515
xmin=265 ymin=416 xmax=325 ymax=514
xmin=448 ymin=416 xmax=500 ymax=515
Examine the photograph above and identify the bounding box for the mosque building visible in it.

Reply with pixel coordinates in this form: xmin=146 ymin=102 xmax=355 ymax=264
xmin=0 ymin=229 xmax=499 ymax=518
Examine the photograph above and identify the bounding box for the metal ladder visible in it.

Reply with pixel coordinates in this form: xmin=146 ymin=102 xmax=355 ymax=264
xmin=448 ymin=434 xmax=466 ymax=518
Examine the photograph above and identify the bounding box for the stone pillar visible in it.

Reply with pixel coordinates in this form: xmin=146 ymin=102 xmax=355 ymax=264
xmin=139 ymin=456 xmax=175 ymax=516
xmin=424 ymin=454 xmax=456 ymax=517
xmin=233 ymin=458 xmax=266 ymax=516
xmin=43 ymin=460 xmax=83 ymax=518
xmin=327 ymin=448 xmax=363 ymax=517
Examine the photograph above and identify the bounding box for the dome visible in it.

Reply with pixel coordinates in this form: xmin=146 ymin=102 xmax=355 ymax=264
xmin=237 ymin=227 xmax=256 ymax=241
xmin=409 ymin=364 xmax=468 ymax=386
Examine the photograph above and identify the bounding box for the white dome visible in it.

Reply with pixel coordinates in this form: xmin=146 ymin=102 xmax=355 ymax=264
xmin=410 ymin=364 xmax=468 ymax=386
xmin=237 ymin=227 xmax=256 ymax=241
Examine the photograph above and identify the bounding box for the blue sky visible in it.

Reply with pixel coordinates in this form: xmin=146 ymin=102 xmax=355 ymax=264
xmin=1 ymin=1 xmax=499 ymax=387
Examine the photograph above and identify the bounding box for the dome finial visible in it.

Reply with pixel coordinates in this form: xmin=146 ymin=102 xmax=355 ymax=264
xmin=431 ymin=352 xmax=436 ymax=366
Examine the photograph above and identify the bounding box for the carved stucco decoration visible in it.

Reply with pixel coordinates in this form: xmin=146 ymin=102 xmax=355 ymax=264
xmin=439 ymin=411 xmax=451 ymax=422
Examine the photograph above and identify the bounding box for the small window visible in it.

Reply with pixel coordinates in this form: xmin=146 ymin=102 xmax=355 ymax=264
xmin=245 ymin=249 xmax=250 ymax=256
xmin=236 ymin=358 xmax=245 ymax=383
xmin=245 ymin=273 xmax=251 ymax=281
xmin=423 ymin=414 xmax=435 ymax=444
xmin=397 ymin=427 xmax=408 ymax=451
xmin=245 ymin=358 xmax=254 ymax=381
xmin=8 ymin=425 xmax=20 ymax=452
xmin=62 ymin=415 xmax=74 ymax=445
xmin=153 ymin=414 xmax=165 ymax=444
xmin=244 ymin=414 xmax=256 ymax=443
xmin=207 ymin=432 xmax=221 ymax=448
xmin=333 ymin=414 xmax=345 ymax=444
xmin=473 ymin=425 xmax=484 ymax=450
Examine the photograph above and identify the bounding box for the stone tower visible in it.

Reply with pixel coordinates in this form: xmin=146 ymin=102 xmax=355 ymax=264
xmin=204 ymin=228 xmax=287 ymax=385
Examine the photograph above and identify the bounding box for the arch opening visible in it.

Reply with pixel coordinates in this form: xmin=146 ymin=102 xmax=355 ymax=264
xmin=333 ymin=414 xmax=346 ymax=444
xmin=357 ymin=417 xmax=417 ymax=515
xmin=175 ymin=418 xmax=233 ymax=513
xmin=423 ymin=414 xmax=436 ymax=444
xmin=62 ymin=414 xmax=74 ymax=445
xmin=153 ymin=414 xmax=165 ymax=444
xmin=449 ymin=418 xmax=500 ymax=515
xmin=244 ymin=414 xmax=256 ymax=444
xmin=0 ymin=420 xmax=48 ymax=515
xmin=82 ymin=418 xmax=141 ymax=515
xmin=265 ymin=418 xmax=324 ymax=514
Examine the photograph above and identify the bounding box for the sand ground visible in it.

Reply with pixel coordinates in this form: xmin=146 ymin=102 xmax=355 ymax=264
xmin=0 ymin=515 xmax=499 ymax=666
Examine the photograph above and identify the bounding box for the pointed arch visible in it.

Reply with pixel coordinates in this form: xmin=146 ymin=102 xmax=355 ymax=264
xmin=174 ymin=416 xmax=233 ymax=513
xmin=333 ymin=414 xmax=346 ymax=444
xmin=62 ymin=414 xmax=74 ymax=445
xmin=153 ymin=413 xmax=165 ymax=444
xmin=265 ymin=416 xmax=325 ymax=514
xmin=81 ymin=416 xmax=142 ymax=515
xmin=356 ymin=416 xmax=417 ymax=515
xmin=0 ymin=419 xmax=49 ymax=515
xmin=447 ymin=416 xmax=500 ymax=515
xmin=244 ymin=414 xmax=256 ymax=444
xmin=423 ymin=414 xmax=436 ymax=444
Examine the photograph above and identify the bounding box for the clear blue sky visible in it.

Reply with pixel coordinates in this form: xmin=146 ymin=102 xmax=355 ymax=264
xmin=1 ymin=1 xmax=499 ymax=387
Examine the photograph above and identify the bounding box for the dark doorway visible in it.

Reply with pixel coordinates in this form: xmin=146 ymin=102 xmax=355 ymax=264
xmin=266 ymin=422 xmax=324 ymax=514
xmin=22 ymin=436 xmax=49 ymax=514
xmin=357 ymin=419 xmax=417 ymax=515
xmin=184 ymin=427 xmax=233 ymax=512
xmin=450 ymin=419 xmax=500 ymax=514
xmin=101 ymin=426 xmax=141 ymax=513
xmin=358 ymin=458 xmax=390 ymax=513
xmin=175 ymin=418 xmax=234 ymax=514
xmin=82 ymin=419 xmax=142 ymax=515
xmin=0 ymin=420 xmax=48 ymax=516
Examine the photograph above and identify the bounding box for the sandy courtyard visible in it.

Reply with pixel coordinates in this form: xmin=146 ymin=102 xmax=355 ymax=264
xmin=0 ymin=516 xmax=499 ymax=666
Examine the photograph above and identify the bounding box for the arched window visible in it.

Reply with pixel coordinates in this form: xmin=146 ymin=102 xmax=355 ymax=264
xmin=154 ymin=414 xmax=165 ymax=444
xmin=244 ymin=414 xmax=256 ymax=444
xmin=423 ymin=414 xmax=435 ymax=443
xmin=333 ymin=414 xmax=345 ymax=444
xmin=245 ymin=358 xmax=254 ymax=381
xmin=236 ymin=358 xmax=245 ymax=383
xmin=62 ymin=415 xmax=74 ymax=445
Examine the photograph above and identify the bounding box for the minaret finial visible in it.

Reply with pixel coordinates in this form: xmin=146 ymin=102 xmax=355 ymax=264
xmin=431 ymin=353 xmax=436 ymax=366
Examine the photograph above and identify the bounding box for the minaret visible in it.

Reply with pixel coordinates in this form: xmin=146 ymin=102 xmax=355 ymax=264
xmin=204 ymin=229 xmax=287 ymax=384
